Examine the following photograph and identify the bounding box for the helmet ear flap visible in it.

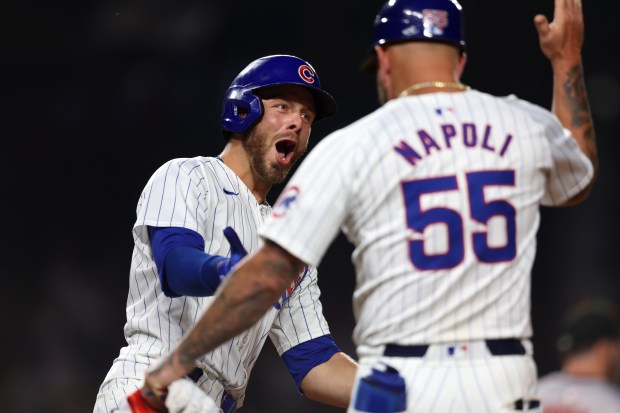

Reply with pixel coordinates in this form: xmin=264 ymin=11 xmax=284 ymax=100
xmin=221 ymin=90 xmax=264 ymax=136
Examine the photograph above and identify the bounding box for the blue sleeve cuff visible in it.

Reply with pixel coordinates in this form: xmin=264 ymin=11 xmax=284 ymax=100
xmin=281 ymin=334 xmax=341 ymax=394
xmin=148 ymin=226 xmax=225 ymax=297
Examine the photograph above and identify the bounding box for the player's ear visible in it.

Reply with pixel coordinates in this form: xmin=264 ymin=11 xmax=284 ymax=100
xmin=375 ymin=45 xmax=390 ymax=75
xmin=456 ymin=52 xmax=467 ymax=79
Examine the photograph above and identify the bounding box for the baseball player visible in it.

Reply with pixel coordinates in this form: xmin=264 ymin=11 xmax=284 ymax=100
xmin=139 ymin=0 xmax=598 ymax=412
xmin=93 ymin=54 xmax=357 ymax=413
xmin=538 ymin=297 xmax=620 ymax=413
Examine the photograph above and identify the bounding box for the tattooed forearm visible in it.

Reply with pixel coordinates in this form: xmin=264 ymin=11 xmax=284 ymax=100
xmin=562 ymin=64 xmax=598 ymax=171
xmin=564 ymin=65 xmax=591 ymax=129
xmin=173 ymin=243 xmax=301 ymax=366
xmin=265 ymin=257 xmax=304 ymax=283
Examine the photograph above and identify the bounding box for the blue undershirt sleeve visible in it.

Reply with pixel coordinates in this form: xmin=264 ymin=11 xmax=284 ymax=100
xmin=281 ymin=334 xmax=341 ymax=394
xmin=148 ymin=226 xmax=226 ymax=298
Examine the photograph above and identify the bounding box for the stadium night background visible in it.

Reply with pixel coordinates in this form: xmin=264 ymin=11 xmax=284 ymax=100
xmin=4 ymin=1 xmax=619 ymax=412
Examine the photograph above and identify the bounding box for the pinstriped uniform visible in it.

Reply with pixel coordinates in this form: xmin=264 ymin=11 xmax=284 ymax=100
xmin=94 ymin=156 xmax=330 ymax=412
xmin=260 ymin=90 xmax=595 ymax=412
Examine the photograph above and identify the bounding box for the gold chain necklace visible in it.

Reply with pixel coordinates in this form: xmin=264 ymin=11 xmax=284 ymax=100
xmin=399 ymin=81 xmax=470 ymax=97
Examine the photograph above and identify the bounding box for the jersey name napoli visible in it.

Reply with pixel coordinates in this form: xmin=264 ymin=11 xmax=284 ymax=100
xmin=98 ymin=156 xmax=330 ymax=408
xmin=260 ymin=90 xmax=594 ymax=348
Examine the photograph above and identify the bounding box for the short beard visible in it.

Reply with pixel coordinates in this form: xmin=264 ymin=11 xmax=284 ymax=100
xmin=242 ymin=128 xmax=299 ymax=185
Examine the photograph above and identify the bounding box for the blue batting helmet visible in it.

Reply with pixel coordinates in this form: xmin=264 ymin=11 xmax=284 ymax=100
xmin=222 ymin=55 xmax=337 ymax=135
xmin=361 ymin=0 xmax=466 ymax=72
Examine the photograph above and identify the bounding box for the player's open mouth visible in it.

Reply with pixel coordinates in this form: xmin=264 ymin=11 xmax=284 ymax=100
xmin=275 ymin=139 xmax=297 ymax=164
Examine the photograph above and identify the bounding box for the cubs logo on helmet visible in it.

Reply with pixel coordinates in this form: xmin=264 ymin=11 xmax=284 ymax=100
xmin=298 ymin=65 xmax=316 ymax=84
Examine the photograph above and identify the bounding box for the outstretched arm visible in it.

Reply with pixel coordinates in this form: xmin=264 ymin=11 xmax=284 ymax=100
xmin=300 ymin=352 xmax=358 ymax=407
xmin=534 ymin=0 xmax=597 ymax=205
xmin=141 ymin=239 xmax=304 ymax=411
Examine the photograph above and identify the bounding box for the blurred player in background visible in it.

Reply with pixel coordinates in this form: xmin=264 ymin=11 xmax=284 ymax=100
xmin=139 ymin=0 xmax=598 ymax=412
xmin=538 ymin=297 xmax=620 ymax=413
xmin=93 ymin=54 xmax=357 ymax=413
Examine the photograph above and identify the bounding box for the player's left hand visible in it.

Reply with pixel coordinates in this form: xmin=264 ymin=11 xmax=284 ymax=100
xmin=216 ymin=227 xmax=248 ymax=278
xmin=534 ymin=0 xmax=583 ymax=64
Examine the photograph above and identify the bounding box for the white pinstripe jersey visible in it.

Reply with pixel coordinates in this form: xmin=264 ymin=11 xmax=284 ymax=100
xmin=261 ymin=90 xmax=594 ymax=350
xmin=97 ymin=156 xmax=331 ymax=410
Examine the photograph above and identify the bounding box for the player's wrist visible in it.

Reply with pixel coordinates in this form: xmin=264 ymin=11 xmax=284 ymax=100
xmin=549 ymin=54 xmax=582 ymax=72
xmin=214 ymin=256 xmax=230 ymax=276
xmin=198 ymin=255 xmax=227 ymax=292
xmin=146 ymin=352 xmax=194 ymax=391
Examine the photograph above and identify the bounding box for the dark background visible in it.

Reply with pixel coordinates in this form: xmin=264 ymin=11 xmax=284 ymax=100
xmin=3 ymin=1 xmax=620 ymax=412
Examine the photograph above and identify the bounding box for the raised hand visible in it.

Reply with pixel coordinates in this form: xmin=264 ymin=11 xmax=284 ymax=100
xmin=216 ymin=227 xmax=248 ymax=277
xmin=534 ymin=0 xmax=583 ymax=64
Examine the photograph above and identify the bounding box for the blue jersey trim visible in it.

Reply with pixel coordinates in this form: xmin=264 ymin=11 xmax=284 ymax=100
xmin=281 ymin=334 xmax=341 ymax=394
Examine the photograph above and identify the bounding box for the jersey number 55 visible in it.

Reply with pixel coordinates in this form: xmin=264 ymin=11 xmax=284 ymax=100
xmin=403 ymin=170 xmax=516 ymax=270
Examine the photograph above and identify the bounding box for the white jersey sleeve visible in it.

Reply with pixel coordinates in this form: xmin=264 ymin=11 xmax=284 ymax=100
xmin=503 ymin=95 xmax=594 ymax=205
xmin=136 ymin=158 xmax=205 ymax=231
